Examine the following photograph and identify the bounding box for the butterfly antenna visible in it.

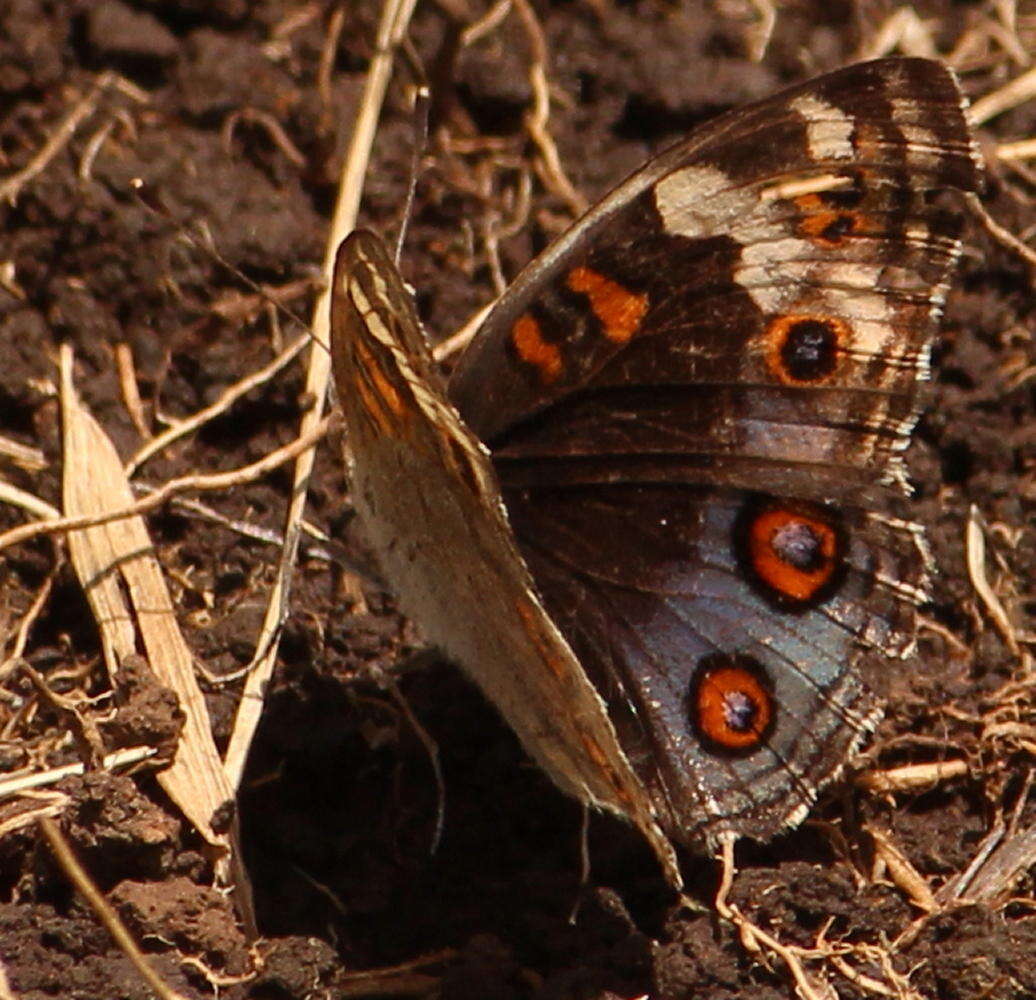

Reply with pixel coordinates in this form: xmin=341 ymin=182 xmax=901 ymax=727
xmin=394 ymin=37 xmax=430 ymax=265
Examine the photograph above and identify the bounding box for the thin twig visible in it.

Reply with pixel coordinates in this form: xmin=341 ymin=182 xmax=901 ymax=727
xmin=0 ymin=746 xmax=157 ymax=800
xmin=114 ymin=342 xmax=151 ymax=440
xmin=969 ymin=65 xmax=1036 ymax=126
xmin=0 ymin=563 xmax=59 ymax=673
xmin=0 ymin=434 xmax=46 ymax=471
xmin=124 ymin=331 xmax=310 ymax=475
xmin=223 ymin=0 xmax=420 ymax=793
xmin=967 ymin=504 xmax=1022 ymax=656
xmin=997 ymin=137 xmax=1036 ymax=161
xmin=0 ymin=480 xmax=60 ymax=523
xmin=967 ymin=191 xmax=1036 ymax=270
xmin=222 ymin=108 xmax=307 ymax=167
xmin=39 ymin=816 xmax=190 ymax=1000
xmin=0 ymin=416 xmax=332 ymax=556
xmin=512 ymin=0 xmax=587 ymax=216
xmin=0 ymin=72 xmax=116 ymax=205
xmin=432 ymin=301 xmax=494 ymax=361
xmin=318 ymin=4 xmax=348 ymax=113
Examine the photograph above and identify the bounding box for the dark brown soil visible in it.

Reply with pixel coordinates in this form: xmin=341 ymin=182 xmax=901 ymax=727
xmin=1 ymin=2 xmax=1034 ymax=999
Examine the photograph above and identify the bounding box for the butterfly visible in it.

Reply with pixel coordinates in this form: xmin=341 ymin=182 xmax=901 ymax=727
xmin=330 ymin=57 xmax=982 ymax=885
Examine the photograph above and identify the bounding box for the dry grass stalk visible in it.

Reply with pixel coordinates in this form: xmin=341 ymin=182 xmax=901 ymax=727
xmin=0 ymin=415 xmax=332 ymax=556
xmin=39 ymin=816 xmax=190 ymax=1000
xmin=969 ymin=64 xmax=1036 ymax=127
xmin=223 ymin=0 xmax=420 ymax=793
xmin=337 ymin=949 xmax=458 ymax=998
xmin=0 ymin=480 xmax=59 ymax=524
xmin=0 ymin=746 xmax=157 ymax=800
xmin=512 ymin=0 xmax=587 ymax=217
xmin=124 ymin=330 xmax=310 ymax=475
xmin=0 ymin=434 xmax=46 ymax=471
xmin=0 ymin=790 xmax=69 ymax=840
xmin=0 ymin=72 xmax=116 ymax=205
xmin=855 ymin=759 xmax=970 ymax=793
xmin=867 ymin=826 xmax=937 ymax=912
xmin=966 ymin=504 xmax=1023 ymax=657
xmin=856 ymin=7 xmax=939 ymax=60
xmin=114 ymin=342 xmax=150 ymax=440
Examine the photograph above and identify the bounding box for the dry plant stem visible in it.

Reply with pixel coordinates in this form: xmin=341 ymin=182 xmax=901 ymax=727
xmin=0 ymin=564 xmax=57 ymax=672
xmin=826 ymin=957 xmax=899 ymax=999
xmin=222 ymin=0 xmax=420 ymax=793
xmin=20 ymin=661 xmax=106 ymax=763
xmin=0 ymin=434 xmax=46 ymax=471
xmin=166 ymin=492 xmax=332 ymax=554
xmin=114 ymin=342 xmax=151 ymax=440
xmin=461 ymin=0 xmax=512 ymax=46
xmin=966 ymin=191 xmax=1036 ymax=270
xmin=222 ymin=108 xmax=306 ymax=167
xmin=317 ymin=4 xmax=347 ymax=112
xmin=714 ymin=838 xmax=835 ymax=1000
xmin=512 ymin=0 xmax=587 ymax=216
xmin=0 ymin=480 xmax=60 ymax=524
xmin=937 ymin=819 xmax=1006 ymax=903
xmin=965 ymin=823 xmax=1036 ymax=905
xmin=969 ymin=65 xmax=1036 ymax=126
xmin=38 ymin=816 xmax=190 ymax=1000
xmin=747 ymin=0 xmax=777 ymax=62
xmin=998 ymin=138 xmax=1036 ymax=161
xmin=432 ymin=301 xmax=494 ymax=360
xmin=0 ymin=71 xmax=115 ymax=204
xmin=78 ymin=116 xmax=117 ymax=181
xmin=338 ymin=949 xmax=458 ymax=998
xmin=856 ymin=8 xmax=937 ymax=60
xmin=855 ymin=758 xmax=969 ymax=793
xmin=0 ymin=746 xmax=156 ymax=799
xmin=383 ymin=676 xmax=446 ymax=853
xmin=967 ymin=504 xmax=1022 ymax=656
xmin=179 ymin=950 xmax=262 ymax=989
xmin=866 ymin=826 xmax=937 ymax=912
xmin=0 ymin=792 xmax=70 ymax=840
xmin=125 ymin=331 xmax=310 ymax=475
xmin=0 ymin=416 xmax=331 ymax=556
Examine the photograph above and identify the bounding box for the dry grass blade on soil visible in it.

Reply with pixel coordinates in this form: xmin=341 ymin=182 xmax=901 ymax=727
xmin=57 ymin=343 xmax=246 ymax=915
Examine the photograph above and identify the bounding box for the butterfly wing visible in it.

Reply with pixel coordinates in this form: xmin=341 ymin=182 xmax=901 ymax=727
xmin=447 ymin=58 xmax=982 ymax=847
xmin=331 ymin=231 xmax=680 ymax=883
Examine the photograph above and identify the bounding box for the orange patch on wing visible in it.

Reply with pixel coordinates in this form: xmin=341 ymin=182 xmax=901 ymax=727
xmin=566 ymin=266 xmax=648 ymax=344
xmin=694 ymin=663 xmax=773 ymax=751
xmin=354 ymin=339 xmax=409 ymax=432
xmin=352 ymin=374 xmax=392 ymax=435
xmin=516 ymin=599 xmax=567 ymax=680
xmin=794 ymin=192 xmax=870 ymax=247
xmin=746 ymin=506 xmax=839 ymax=603
xmin=511 ymin=313 xmax=563 ymax=384
xmin=369 ymin=363 xmax=408 ymax=419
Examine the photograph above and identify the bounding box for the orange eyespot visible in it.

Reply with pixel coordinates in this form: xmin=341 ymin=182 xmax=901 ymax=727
xmin=689 ymin=654 xmax=775 ymax=754
xmin=764 ymin=314 xmax=846 ymax=384
xmin=737 ymin=500 xmax=845 ymax=608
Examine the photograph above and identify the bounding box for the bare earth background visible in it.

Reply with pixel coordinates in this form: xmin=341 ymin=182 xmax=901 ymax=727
xmin=1 ymin=1 xmax=1035 ymax=998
